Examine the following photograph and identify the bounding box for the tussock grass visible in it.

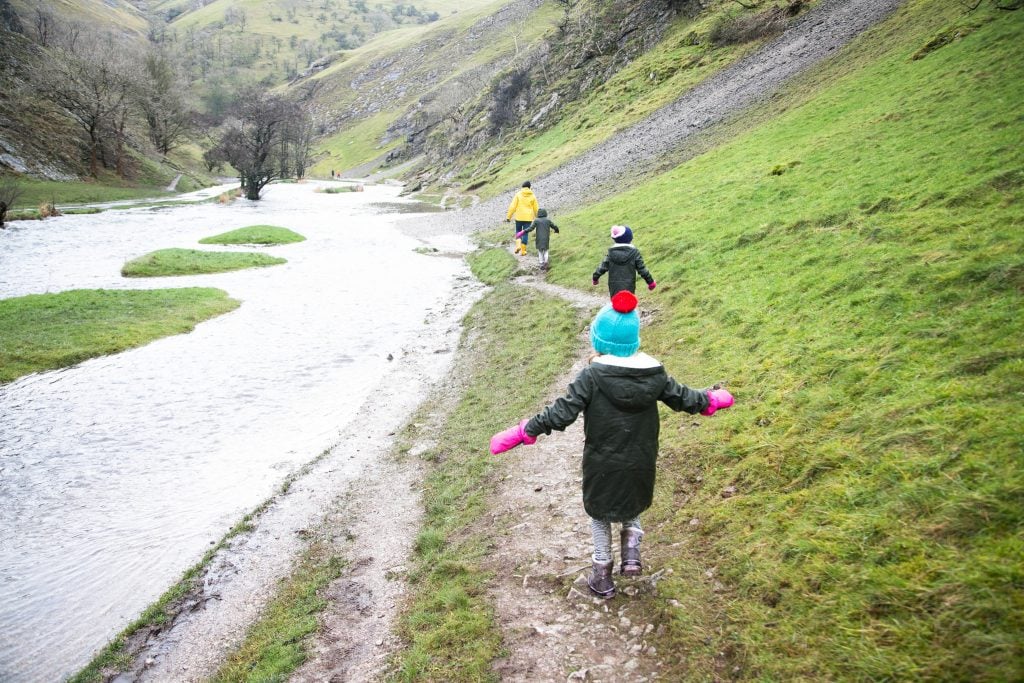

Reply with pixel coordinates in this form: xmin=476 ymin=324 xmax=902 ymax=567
xmin=540 ymin=2 xmax=1023 ymax=678
xmin=0 ymin=288 xmax=239 ymax=384
xmin=121 ymin=248 xmax=286 ymax=277
xmin=467 ymin=246 xmax=517 ymax=285
xmin=392 ymin=283 xmax=584 ymax=681
xmin=199 ymin=225 xmax=306 ymax=245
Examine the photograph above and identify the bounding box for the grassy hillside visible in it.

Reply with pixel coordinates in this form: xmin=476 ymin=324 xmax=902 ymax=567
xmin=146 ymin=0 xmax=502 ymax=89
xmin=306 ymin=0 xmax=558 ymax=178
xmin=443 ymin=0 xmax=810 ymax=200
xmin=12 ymin=0 xmax=149 ymax=38
xmin=535 ymin=0 xmax=1022 ymax=678
xmin=304 ymin=0 xmax=793 ymax=183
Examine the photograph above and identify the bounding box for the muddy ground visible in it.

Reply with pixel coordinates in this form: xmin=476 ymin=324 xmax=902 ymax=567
xmin=106 ymin=1 xmax=907 ymax=679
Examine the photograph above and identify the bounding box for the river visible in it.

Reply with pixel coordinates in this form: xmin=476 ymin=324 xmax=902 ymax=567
xmin=0 ymin=181 xmax=476 ymax=681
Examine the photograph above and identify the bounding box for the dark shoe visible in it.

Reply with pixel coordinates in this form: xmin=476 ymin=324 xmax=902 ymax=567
xmin=620 ymin=528 xmax=643 ymax=576
xmin=588 ymin=560 xmax=616 ymax=598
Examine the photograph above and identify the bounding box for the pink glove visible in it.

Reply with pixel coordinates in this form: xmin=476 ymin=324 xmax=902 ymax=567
xmin=515 ymin=231 xmax=524 ymax=239
xmin=592 ymin=279 xmax=599 ymax=286
xmin=489 ymin=419 xmax=537 ymax=455
xmin=701 ymin=389 xmax=734 ymax=416
xmin=648 ymin=281 xmax=657 ymax=291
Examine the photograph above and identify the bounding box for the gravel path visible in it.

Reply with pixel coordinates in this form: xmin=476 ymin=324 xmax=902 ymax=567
xmin=412 ymin=0 xmax=905 ymax=236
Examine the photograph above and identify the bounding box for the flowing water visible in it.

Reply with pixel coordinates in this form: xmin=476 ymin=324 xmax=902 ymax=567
xmin=0 ymin=182 xmax=474 ymax=681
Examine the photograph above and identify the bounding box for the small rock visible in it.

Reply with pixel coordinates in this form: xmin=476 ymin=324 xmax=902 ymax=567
xmin=721 ymin=485 xmax=737 ymax=498
xmin=629 ymin=626 xmax=642 ymax=637
xmin=534 ymin=485 xmax=543 ymax=492
xmin=376 ymin=638 xmax=384 ymax=646
xmin=386 ymin=353 xmax=394 ymax=361
xmin=689 ymin=518 xmax=701 ymax=527
xmin=144 ymin=657 xmax=156 ymax=667
xmin=624 ymin=659 xmax=640 ymax=672
xmin=623 ymin=585 xmax=638 ymax=596
xmin=668 ymin=599 xmax=681 ymax=608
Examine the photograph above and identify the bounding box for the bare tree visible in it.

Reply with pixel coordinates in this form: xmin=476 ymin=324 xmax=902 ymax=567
xmin=33 ymin=33 xmax=136 ymax=176
xmin=140 ymin=49 xmax=193 ymax=155
xmin=33 ymin=8 xmax=54 ymax=46
xmin=0 ymin=176 xmax=23 ymax=227
xmin=288 ymin=112 xmax=315 ymax=179
xmin=207 ymin=89 xmax=305 ymax=199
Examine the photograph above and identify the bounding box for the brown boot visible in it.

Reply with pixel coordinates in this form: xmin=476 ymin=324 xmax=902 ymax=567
xmin=588 ymin=560 xmax=616 ymax=598
xmin=620 ymin=528 xmax=643 ymax=576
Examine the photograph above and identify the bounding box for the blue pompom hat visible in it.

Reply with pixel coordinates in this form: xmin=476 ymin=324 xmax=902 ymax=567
xmin=590 ymin=291 xmax=640 ymax=357
xmin=611 ymin=225 xmax=633 ymax=244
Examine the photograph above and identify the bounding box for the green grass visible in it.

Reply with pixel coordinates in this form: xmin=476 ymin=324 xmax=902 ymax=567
xmin=0 ymin=288 xmax=239 ymax=384
xmin=392 ymin=282 xmax=583 ymax=681
xmin=311 ymin=112 xmax=404 ymax=177
xmin=121 ymin=248 xmax=286 ymax=277
xmin=534 ymin=1 xmax=1023 ymax=679
xmin=9 ymin=177 xmax=174 ymax=210
xmin=466 ymin=244 xmax=517 ymax=285
xmin=199 ymin=225 xmax=306 ymax=245
xmin=212 ymin=542 xmax=345 ymax=683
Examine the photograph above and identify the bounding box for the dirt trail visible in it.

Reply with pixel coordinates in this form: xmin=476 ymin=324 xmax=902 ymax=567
xmin=413 ymin=0 xmax=904 ymax=236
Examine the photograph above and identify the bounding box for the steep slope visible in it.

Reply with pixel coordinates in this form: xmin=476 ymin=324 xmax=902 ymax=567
xmin=526 ymin=1 xmax=1021 ymax=678
xmin=299 ymin=0 xmax=554 ymax=178
xmin=415 ymin=0 xmax=904 ymax=234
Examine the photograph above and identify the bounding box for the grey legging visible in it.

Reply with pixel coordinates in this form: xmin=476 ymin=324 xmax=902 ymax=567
xmin=590 ymin=516 xmax=642 ymax=563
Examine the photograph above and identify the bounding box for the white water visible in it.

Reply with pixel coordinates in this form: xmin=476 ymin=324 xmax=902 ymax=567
xmin=0 ymin=182 xmax=472 ymax=681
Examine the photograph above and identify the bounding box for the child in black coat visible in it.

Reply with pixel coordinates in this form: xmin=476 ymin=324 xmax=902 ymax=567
xmin=489 ymin=291 xmax=734 ymax=598
xmin=592 ymin=225 xmax=656 ymax=296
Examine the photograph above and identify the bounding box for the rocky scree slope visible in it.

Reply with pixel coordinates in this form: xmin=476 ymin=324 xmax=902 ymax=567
xmin=410 ymin=0 xmax=905 ymax=236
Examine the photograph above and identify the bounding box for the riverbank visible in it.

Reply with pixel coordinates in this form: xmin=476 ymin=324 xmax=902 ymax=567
xmin=0 ymin=182 xmax=480 ymax=681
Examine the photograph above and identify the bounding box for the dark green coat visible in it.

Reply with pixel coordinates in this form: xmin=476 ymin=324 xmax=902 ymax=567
xmin=525 ymin=355 xmax=709 ymax=521
xmin=592 ymin=244 xmax=654 ymax=295
xmin=521 ymin=209 xmax=559 ymax=250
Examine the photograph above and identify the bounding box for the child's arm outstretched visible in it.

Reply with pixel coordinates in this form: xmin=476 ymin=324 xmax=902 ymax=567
xmin=490 ymin=372 xmax=591 ymax=454
xmin=515 ymin=221 xmax=537 ymax=240
xmin=660 ymin=379 xmax=734 ymax=415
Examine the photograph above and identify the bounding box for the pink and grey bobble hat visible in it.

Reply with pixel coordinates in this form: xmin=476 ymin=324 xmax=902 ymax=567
xmin=611 ymin=225 xmax=633 ymax=244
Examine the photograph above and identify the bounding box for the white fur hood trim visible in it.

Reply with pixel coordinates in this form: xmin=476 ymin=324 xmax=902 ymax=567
xmin=592 ymin=352 xmax=662 ymax=369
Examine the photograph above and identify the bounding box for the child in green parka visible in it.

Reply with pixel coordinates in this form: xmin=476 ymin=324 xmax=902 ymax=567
xmin=515 ymin=208 xmax=559 ymax=270
xmin=489 ymin=291 xmax=734 ymax=598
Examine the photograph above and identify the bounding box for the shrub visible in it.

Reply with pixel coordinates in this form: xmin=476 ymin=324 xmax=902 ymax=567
xmin=709 ymin=1 xmax=805 ymax=47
